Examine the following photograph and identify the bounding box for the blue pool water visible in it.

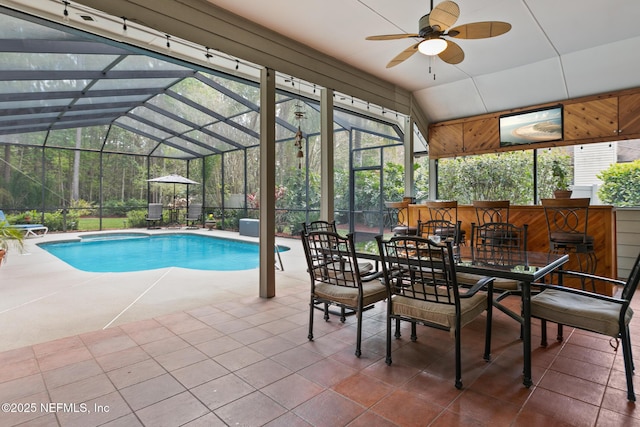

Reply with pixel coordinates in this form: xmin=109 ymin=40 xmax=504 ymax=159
xmin=38 ymin=233 xmax=289 ymax=273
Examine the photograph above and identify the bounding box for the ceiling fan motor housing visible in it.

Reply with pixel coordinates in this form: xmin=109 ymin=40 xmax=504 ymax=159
xmin=419 ymin=14 xmax=435 ymax=37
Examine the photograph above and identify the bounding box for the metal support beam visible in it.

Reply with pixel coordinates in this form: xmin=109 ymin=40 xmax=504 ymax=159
xmin=404 ymin=116 xmax=414 ymax=198
xmin=430 ymin=158 xmax=438 ymax=200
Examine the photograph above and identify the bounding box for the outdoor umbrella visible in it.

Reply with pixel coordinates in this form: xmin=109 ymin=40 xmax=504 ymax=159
xmin=147 ymin=174 xmax=200 ymax=206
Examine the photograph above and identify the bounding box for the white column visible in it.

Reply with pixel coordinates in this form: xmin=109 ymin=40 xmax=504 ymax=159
xmin=320 ymin=88 xmax=334 ymax=222
xmin=259 ymin=67 xmax=276 ymax=298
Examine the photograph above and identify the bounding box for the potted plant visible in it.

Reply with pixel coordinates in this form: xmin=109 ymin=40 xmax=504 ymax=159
xmin=0 ymin=220 xmax=25 ymax=265
xmin=205 ymin=213 xmax=217 ymax=230
xmin=551 ymin=158 xmax=572 ymax=198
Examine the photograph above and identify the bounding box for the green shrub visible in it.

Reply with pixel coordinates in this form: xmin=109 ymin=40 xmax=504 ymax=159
xmin=7 ymin=210 xmax=78 ymax=232
xmin=69 ymin=199 xmax=96 ymax=217
xmin=11 ymin=210 xmax=39 ymax=225
xmin=597 ymin=160 xmax=640 ymax=207
xmin=283 ymin=211 xmax=308 ymax=235
xmin=126 ymin=209 xmax=149 ymax=228
xmin=43 ymin=210 xmax=79 ymax=231
xmin=103 ymin=199 xmax=146 ymax=216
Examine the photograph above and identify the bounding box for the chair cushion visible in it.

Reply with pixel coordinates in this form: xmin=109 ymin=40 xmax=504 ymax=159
xmin=456 ymin=272 xmax=519 ymax=291
xmin=531 ymin=289 xmax=633 ymax=337
xmin=392 ymin=225 xmax=418 ymax=236
xmin=358 ymin=262 xmax=374 ymax=274
xmin=550 ymin=232 xmax=594 ymax=245
xmin=322 ymin=261 xmax=373 ymax=282
xmin=435 ymin=227 xmax=456 ymax=237
xmin=391 ymin=292 xmax=487 ymax=334
xmin=315 ymin=280 xmax=387 ymax=308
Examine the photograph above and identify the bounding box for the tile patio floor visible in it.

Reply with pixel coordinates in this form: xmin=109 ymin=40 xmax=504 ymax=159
xmin=0 ymin=229 xmax=638 ymax=426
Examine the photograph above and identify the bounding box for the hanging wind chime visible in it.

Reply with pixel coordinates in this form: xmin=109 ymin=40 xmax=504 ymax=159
xmin=293 ymin=83 xmax=305 ymax=169
xmin=294 ymin=124 xmax=304 ymax=169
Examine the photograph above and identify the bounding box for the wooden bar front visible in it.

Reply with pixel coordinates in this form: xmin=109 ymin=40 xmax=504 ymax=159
xmin=408 ymin=204 xmax=617 ymax=295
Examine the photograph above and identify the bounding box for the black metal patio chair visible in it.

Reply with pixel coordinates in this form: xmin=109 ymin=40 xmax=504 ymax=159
xmin=376 ymin=234 xmax=494 ymax=389
xmin=301 ymin=230 xmax=386 ymax=357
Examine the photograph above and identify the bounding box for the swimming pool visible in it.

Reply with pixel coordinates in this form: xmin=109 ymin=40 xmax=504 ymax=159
xmin=38 ymin=233 xmax=289 ymax=272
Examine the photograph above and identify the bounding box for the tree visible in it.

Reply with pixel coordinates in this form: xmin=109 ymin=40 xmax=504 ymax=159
xmin=438 ymin=152 xmax=534 ymax=204
xmin=436 ymin=151 xmax=570 ymax=204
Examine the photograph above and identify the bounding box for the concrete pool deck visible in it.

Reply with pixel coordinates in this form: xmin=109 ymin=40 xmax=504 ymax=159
xmin=0 ymin=228 xmax=307 ymax=353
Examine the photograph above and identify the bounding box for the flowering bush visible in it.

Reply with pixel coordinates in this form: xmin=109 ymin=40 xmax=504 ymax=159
xmin=247 ymin=186 xmax=287 ymax=209
xmin=169 ymin=197 xmax=188 ymax=208
xmin=247 ymin=192 xmax=259 ymax=209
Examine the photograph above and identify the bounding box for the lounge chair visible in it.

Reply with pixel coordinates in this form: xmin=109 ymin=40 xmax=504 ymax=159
xmin=0 ymin=210 xmax=48 ymax=238
xmin=145 ymin=203 xmax=163 ymax=229
xmin=185 ymin=203 xmax=202 ymax=229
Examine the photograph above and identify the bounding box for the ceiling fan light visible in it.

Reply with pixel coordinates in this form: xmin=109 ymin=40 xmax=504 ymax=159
xmin=418 ymin=38 xmax=447 ymax=55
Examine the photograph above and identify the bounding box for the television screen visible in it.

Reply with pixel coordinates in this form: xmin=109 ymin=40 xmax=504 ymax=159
xmin=499 ymin=105 xmax=563 ymax=146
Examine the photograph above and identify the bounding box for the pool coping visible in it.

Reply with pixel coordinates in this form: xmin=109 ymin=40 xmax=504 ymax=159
xmin=0 ymin=227 xmax=306 ymax=353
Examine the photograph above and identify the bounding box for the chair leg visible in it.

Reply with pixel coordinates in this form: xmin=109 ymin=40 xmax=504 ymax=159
xmin=519 ymin=324 xmax=523 ymax=341
xmin=484 ymin=298 xmax=492 ymax=362
xmin=340 ymin=306 xmax=346 ymax=323
xmin=557 ymin=324 xmax=563 ymax=341
xmin=355 ymin=306 xmax=363 ymax=358
xmin=324 ymin=303 xmax=329 ymax=321
xmin=631 ymin=335 xmax=636 ymax=373
xmin=386 ymin=315 xmax=393 ymax=365
xmin=622 ymin=327 xmax=636 ymax=401
xmin=394 ymin=318 xmax=401 ymax=338
xmin=540 ymin=319 xmax=548 ymax=347
xmin=410 ymin=322 xmax=417 ymax=342
xmin=454 ymin=328 xmax=462 ymax=390
xmin=308 ymin=297 xmax=315 ymax=341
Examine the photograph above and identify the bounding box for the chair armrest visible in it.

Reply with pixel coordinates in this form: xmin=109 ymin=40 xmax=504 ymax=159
xmin=533 ymin=282 xmax=627 ymax=304
xmin=361 ymin=270 xmax=384 ymax=282
xmin=460 ymin=275 xmax=494 ymax=297
xmin=556 ymin=269 xmax=626 ymax=287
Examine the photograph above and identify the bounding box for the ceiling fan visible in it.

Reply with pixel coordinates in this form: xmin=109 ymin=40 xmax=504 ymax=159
xmin=366 ymin=0 xmax=511 ymax=67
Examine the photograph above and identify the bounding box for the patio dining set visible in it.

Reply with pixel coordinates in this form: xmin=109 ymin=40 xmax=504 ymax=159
xmin=300 ymin=198 xmax=640 ymax=401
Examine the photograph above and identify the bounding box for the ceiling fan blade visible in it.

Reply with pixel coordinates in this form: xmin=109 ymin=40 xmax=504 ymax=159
xmin=428 ymin=0 xmax=460 ymax=31
xmin=448 ymin=21 xmax=511 ymax=39
xmin=366 ymin=33 xmax=419 ymax=41
xmin=439 ymin=40 xmax=464 ymax=64
xmin=387 ymin=42 xmax=421 ymax=68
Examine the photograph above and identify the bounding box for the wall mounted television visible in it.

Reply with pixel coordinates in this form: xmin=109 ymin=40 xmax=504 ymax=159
xmin=499 ymin=105 xmax=563 ymax=147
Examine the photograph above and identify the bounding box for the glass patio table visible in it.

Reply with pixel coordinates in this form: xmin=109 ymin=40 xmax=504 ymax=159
xmin=355 ymin=237 xmax=568 ymax=388
xmin=455 ymin=246 xmax=568 ymax=387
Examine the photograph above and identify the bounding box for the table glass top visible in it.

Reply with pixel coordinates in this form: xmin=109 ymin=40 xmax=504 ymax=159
xmin=353 ymin=233 xmax=567 ymax=281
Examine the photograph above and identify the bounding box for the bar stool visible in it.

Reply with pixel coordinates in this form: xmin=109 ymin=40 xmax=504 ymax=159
xmin=420 ymin=200 xmax=465 ymax=245
xmin=384 ymin=200 xmax=417 ymax=236
xmin=541 ymin=198 xmax=597 ymax=286
xmin=473 ymin=200 xmax=510 ymax=225
xmin=473 ymin=200 xmax=511 ymax=245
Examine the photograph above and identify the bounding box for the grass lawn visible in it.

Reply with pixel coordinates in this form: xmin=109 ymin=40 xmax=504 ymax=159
xmin=77 ymin=217 xmax=129 ymax=231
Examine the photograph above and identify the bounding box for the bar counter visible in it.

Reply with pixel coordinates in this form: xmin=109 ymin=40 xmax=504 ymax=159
xmin=407 ymin=203 xmax=617 ymax=295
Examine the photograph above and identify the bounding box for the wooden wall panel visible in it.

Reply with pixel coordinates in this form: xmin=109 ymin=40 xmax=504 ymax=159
xmin=463 ymin=118 xmax=499 ymax=153
xmin=428 ymin=87 xmax=640 ymax=159
xmin=428 ymin=123 xmax=463 ymax=157
xmin=619 ymin=92 xmax=640 ymax=135
xmin=564 ymin=98 xmax=618 ymax=141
